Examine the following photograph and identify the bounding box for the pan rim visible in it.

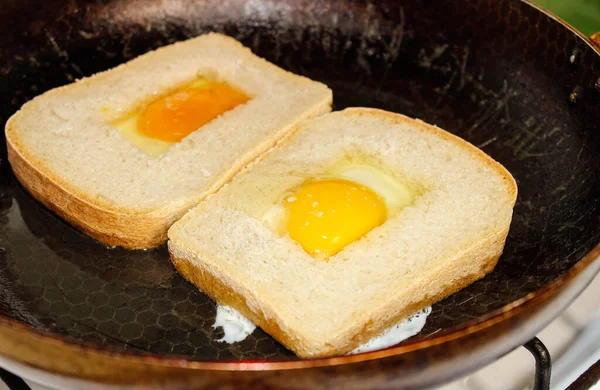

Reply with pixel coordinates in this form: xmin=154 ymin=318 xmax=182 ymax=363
xmin=0 ymin=0 xmax=599 ymax=375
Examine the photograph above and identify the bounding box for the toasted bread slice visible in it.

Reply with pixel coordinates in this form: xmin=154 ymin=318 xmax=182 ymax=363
xmin=6 ymin=33 xmax=332 ymax=249
xmin=168 ymin=108 xmax=517 ymax=358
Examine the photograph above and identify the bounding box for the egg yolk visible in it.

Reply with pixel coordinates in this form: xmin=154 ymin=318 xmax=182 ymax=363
xmin=137 ymin=82 xmax=248 ymax=142
xmin=284 ymin=179 xmax=387 ymax=258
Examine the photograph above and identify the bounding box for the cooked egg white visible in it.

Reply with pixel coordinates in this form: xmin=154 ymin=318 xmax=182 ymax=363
xmin=212 ymin=304 xmax=256 ymax=343
xmin=109 ymin=78 xmax=249 ymax=157
xmin=211 ymin=303 xmax=431 ymax=353
xmin=262 ymin=162 xmax=416 ymax=258
xmin=329 ymin=163 xmax=414 ymax=214
xmin=111 ymin=111 xmax=174 ymax=157
xmin=349 ymin=307 xmax=431 ymax=354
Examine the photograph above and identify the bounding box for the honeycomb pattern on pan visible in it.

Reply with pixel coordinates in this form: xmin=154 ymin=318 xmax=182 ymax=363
xmin=0 ymin=180 xmax=293 ymax=360
xmin=0 ymin=0 xmax=599 ymax=361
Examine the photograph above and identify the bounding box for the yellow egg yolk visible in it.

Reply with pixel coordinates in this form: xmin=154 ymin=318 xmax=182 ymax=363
xmin=284 ymin=179 xmax=387 ymax=258
xmin=137 ymin=82 xmax=248 ymax=142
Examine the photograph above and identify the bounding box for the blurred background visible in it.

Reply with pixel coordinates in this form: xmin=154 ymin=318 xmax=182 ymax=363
xmin=533 ymin=0 xmax=600 ymax=36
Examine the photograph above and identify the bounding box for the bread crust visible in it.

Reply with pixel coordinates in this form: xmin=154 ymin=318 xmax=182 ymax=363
xmin=7 ymin=139 xmax=169 ymax=248
xmin=170 ymin=252 xmax=301 ymax=352
xmin=169 ymin=238 xmax=508 ymax=358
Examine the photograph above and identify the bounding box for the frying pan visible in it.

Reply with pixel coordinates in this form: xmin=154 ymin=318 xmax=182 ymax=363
xmin=0 ymin=0 xmax=599 ymax=389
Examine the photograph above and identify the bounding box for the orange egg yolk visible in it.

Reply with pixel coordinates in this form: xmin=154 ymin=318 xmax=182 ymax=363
xmin=137 ymin=82 xmax=248 ymax=142
xmin=284 ymin=179 xmax=387 ymax=258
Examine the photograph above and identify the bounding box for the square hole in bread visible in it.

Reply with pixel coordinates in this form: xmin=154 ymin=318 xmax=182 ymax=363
xmin=260 ymin=154 xmax=426 ymax=259
xmin=110 ymin=76 xmax=251 ymax=157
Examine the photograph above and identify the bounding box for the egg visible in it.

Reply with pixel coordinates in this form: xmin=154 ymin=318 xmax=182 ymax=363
xmin=111 ymin=78 xmax=249 ymax=156
xmin=212 ymin=304 xmax=256 ymax=343
xmin=262 ymin=162 xmax=415 ymax=259
xmin=349 ymin=306 xmax=431 ymax=354
xmin=211 ymin=303 xmax=431 ymax=352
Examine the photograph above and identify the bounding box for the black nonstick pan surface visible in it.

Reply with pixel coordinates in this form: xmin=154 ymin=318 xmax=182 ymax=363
xmin=0 ymin=0 xmax=599 ymax=388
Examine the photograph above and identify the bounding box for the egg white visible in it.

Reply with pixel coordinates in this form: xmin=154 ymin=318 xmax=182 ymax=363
xmin=112 ymin=114 xmax=173 ymax=157
xmin=213 ymin=304 xmax=256 ymax=343
xmin=210 ymin=303 xmax=431 ymax=353
xmin=328 ymin=163 xmax=414 ymax=214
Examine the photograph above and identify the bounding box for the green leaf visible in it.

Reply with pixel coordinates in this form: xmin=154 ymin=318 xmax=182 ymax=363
xmin=533 ymin=0 xmax=600 ymax=36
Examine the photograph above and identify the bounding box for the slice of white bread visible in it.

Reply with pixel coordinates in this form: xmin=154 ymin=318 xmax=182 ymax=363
xmin=5 ymin=33 xmax=332 ymax=249
xmin=168 ymin=108 xmax=518 ymax=358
